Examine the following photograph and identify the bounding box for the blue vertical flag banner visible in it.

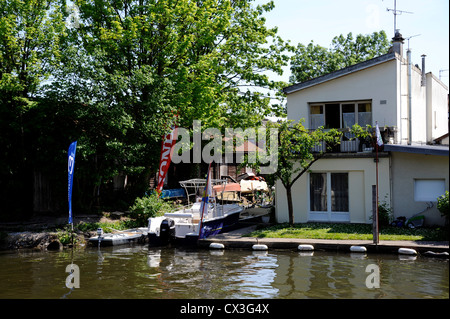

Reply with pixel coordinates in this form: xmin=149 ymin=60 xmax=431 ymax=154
xmin=68 ymin=141 xmax=77 ymax=225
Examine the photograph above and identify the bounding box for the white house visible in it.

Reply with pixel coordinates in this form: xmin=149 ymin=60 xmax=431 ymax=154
xmin=276 ymin=32 xmax=449 ymax=226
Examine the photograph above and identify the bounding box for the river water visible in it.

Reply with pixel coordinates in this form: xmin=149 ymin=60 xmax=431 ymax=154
xmin=0 ymin=245 xmax=448 ymax=299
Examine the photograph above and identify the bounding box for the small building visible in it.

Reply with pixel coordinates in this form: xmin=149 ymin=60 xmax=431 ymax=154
xmin=384 ymin=144 xmax=449 ymax=226
xmin=276 ymin=32 xmax=449 ymax=226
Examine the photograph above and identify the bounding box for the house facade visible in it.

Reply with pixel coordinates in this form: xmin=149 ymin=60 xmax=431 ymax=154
xmin=276 ymin=34 xmax=449 ymax=226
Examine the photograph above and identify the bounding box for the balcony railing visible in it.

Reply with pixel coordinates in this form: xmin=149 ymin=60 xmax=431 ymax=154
xmin=311 ymin=127 xmax=397 ymax=154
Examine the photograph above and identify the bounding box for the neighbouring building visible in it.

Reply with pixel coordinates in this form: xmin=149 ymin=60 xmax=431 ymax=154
xmin=276 ymin=32 xmax=449 ymax=226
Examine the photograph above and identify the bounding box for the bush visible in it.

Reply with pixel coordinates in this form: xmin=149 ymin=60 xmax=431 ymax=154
xmin=56 ymin=226 xmax=76 ymax=245
xmin=437 ymin=191 xmax=449 ymax=224
xmin=371 ymin=196 xmax=392 ymax=226
xmin=129 ymin=193 xmax=173 ymax=225
xmin=437 ymin=191 xmax=449 ymax=216
xmin=378 ymin=199 xmax=393 ymax=226
xmin=76 ymin=220 xmax=125 ymax=233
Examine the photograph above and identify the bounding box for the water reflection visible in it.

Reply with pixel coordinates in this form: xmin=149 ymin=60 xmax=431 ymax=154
xmin=0 ymin=246 xmax=448 ymax=299
xmin=145 ymin=248 xmax=279 ymax=299
xmin=273 ymin=251 xmax=448 ymax=299
xmin=229 ymin=251 xmax=279 ymax=298
xmin=274 ymin=251 xmax=372 ymax=299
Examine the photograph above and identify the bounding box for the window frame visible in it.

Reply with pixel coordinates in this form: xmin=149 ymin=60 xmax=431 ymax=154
xmin=414 ymin=179 xmax=446 ymax=202
xmin=308 ymin=100 xmax=372 ymax=130
xmin=308 ymin=172 xmax=350 ymax=222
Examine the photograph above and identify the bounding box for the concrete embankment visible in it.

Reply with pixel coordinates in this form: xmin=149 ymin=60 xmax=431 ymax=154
xmin=198 ymin=226 xmax=450 ymax=256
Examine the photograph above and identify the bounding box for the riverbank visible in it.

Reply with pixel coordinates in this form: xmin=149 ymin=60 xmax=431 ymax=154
xmin=1 ymin=216 xmax=449 ymax=256
xmin=0 ymin=213 xmax=123 ymax=250
xmin=0 ymin=228 xmax=96 ymax=251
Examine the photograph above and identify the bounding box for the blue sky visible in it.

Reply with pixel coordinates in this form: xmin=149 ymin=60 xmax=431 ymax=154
xmin=253 ymin=0 xmax=449 ymax=88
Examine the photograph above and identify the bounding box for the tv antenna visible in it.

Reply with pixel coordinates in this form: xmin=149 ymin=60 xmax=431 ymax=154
xmin=404 ymin=34 xmax=420 ymax=50
xmin=386 ymin=0 xmax=413 ymax=34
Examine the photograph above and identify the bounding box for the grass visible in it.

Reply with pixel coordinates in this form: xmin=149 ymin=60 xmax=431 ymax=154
xmin=245 ymin=223 xmax=449 ymax=241
xmin=74 ymin=219 xmax=142 ymax=233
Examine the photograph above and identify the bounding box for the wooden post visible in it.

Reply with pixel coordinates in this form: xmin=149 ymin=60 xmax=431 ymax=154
xmin=372 ymin=185 xmax=379 ymax=244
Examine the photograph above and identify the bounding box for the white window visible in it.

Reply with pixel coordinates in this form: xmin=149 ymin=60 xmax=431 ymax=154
xmin=309 ymin=172 xmax=350 ymax=222
xmin=414 ymin=179 xmax=446 ymax=202
xmin=309 ymin=101 xmax=372 ymax=129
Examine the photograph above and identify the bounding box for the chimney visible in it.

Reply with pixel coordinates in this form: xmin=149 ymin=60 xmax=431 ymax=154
xmin=421 ymin=54 xmax=426 ymax=86
xmin=391 ymin=30 xmax=405 ymax=56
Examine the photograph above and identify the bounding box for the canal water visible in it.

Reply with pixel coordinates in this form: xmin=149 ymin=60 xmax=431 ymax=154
xmin=0 ymin=245 xmax=448 ymax=299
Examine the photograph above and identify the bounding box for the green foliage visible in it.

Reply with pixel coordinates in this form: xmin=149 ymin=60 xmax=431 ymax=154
xmin=56 ymin=0 xmax=289 ymax=207
xmin=268 ymin=120 xmax=342 ymax=190
xmin=290 ymin=31 xmax=391 ymax=83
xmin=377 ymin=196 xmax=393 ymax=226
xmin=55 ymin=225 xmax=76 ymax=245
xmin=129 ymin=193 xmax=173 ymax=225
xmin=76 ymin=220 xmax=129 ymax=233
xmin=0 ymin=0 xmax=67 ymax=217
xmin=256 ymin=120 xmax=342 ymax=226
xmin=57 ymin=230 xmax=74 ymax=245
xmin=75 ymin=222 xmax=99 ymax=233
xmin=437 ymin=191 xmax=449 ymax=218
xmin=247 ymin=223 xmax=448 ymax=241
xmin=0 ymin=0 xmax=66 ymax=96
xmin=0 ymin=0 xmax=291 ymax=216
xmin=57 ymin=0 xmax=290 ymax=130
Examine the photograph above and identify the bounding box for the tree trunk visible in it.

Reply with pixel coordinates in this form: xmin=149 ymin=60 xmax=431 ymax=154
xmin=286 ymin=185 xmax=294 ymax=227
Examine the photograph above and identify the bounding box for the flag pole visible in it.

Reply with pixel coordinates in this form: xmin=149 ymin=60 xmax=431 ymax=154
xmin=375 ymin=135 xmax=379 ymax=244
xmin=374 ymin=122 xmax=381 ymax=245
xmin=198 ymin=162 xmax=212 ymax=240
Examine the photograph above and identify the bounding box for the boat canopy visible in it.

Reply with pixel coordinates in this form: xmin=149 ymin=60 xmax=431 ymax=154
xmin=179 ymin=179 xmax=226 ymax=204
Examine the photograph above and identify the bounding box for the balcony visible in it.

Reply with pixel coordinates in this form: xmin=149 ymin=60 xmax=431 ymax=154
xmin=311 ymin=127 xmax=397 ymax=154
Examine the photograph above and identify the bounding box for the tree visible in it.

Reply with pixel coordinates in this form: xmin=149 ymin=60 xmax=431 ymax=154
xmin=244 ymin=120 xmax=340 ymax=226
xmin=0 ymin=0 xmax=292 ymax=216
xmin=247 ymin=120 xmax=372 ymax=226
xmin=58 ymin=0 xmax=290 ymax=128
xmin=39 ymin=0 xmax=291 ymax=210
xmin=0 ymin=0 xmax=66 ymax=218
xmin=290 ymin=31 xmax=390 ymax=83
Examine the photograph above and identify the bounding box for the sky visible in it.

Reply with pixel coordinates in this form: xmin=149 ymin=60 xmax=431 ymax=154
xmin=252 ymin=0 xmax=449 ymax=89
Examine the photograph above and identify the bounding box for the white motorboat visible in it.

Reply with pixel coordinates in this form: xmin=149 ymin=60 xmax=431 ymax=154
xmin=147 ymin=201 xmax=243 ymax=245
xmin=148 ymin=173 xmax=244 ymax=245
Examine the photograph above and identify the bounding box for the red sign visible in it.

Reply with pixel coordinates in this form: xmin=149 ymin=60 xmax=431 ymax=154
xmin=156 ymin=125 xmax=178 ymax=194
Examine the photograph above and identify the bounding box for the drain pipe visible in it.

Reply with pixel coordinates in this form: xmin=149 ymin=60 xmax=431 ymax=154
xmin=407 ymin=48 xmax=412 ymax=145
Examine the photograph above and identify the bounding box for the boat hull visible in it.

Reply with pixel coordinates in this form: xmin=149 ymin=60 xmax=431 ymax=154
xmin=89 ymin=229 xmax=147 ymax=247
xmin=198 ymin=208 xmax=242 ymax=239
